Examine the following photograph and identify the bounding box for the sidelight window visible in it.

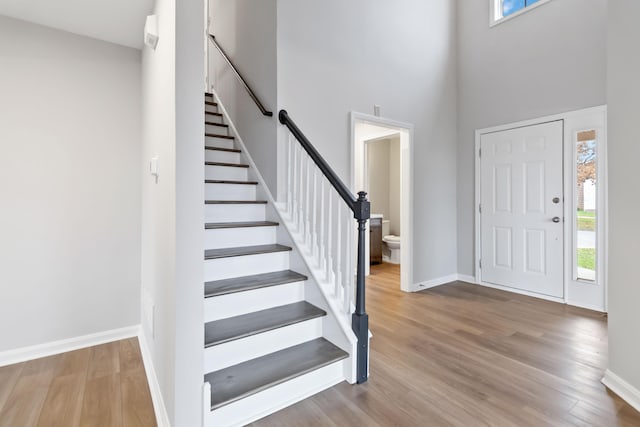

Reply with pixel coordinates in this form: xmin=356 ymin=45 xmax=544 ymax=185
xmin=574 ymin=130 xmax=597 ymax=282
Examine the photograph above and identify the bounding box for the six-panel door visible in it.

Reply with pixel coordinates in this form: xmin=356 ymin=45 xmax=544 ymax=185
xmin=480 ymin=121 xmax=564 ymax=298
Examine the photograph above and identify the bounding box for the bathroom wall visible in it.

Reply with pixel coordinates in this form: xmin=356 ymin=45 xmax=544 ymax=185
xmin=367 ymin=139 xmax=390 ymax=220
xmin=367 ymin=137 xmax=401 ymax=236
xmin=388 ymin=137 xmax=401 ymax=236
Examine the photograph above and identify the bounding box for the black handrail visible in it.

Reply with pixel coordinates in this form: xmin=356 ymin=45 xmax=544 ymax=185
xmin=208 ymin=35 xmax=273 ymax=117
xmin=279 ymin=109 xmax=370 ymax=384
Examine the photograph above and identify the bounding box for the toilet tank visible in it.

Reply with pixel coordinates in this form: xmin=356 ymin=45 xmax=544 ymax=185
xmin=382 ymin=220 xmax=390 ymax=237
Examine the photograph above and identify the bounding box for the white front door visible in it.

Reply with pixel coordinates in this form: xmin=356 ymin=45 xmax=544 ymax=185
xmin=480 ymin=121 xmax=564 ymax=298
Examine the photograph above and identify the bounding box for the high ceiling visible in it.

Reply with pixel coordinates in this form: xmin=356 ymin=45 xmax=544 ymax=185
xmin=0 ymin=0 xmax=154 ymax=49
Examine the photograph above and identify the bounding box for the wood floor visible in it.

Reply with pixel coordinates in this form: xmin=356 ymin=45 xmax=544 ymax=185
xmin=0 ymin=338 xmax=156 ymax=427
xmin=252 ymin=263 xmax=640 ymax=427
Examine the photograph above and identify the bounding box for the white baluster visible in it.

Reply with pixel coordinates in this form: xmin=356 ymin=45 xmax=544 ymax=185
xmin=311 ymin=167 xmax=318 ymax=259
xmin=296 ymin=149 xmax=306 ymax=234
xmin=318 ymin=178 xmax=326 ymax=271
xmin=334 ymin=194 xmax=342 ymax=298
xmin=325 ymin=189 xmax=333 ymax=284
xmin=292 ymin=142 xmax=299 ymax=227
xmin=344 ymin=205 xmax=353 ymax=313
xmin=287 ymin=134 xmax=293 ymax=219
xmin=305 ymin=157 xmax=312 ymax=250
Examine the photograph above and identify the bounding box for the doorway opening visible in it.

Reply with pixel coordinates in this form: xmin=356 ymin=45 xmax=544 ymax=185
xmin=351 ymin=112 xmax=413 ymax=292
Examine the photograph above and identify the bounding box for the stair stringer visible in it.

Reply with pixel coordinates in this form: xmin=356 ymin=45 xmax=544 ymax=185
xmin=207 ymin=89 xmax=358 ymax=384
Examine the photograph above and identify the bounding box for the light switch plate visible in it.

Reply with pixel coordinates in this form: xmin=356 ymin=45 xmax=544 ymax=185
xmin=150 ymin=156 xmax=159 ymax=178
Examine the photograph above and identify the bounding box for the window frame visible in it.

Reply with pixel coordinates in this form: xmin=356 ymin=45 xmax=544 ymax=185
xmin=490 ymin=0 xmax=554 ymax=27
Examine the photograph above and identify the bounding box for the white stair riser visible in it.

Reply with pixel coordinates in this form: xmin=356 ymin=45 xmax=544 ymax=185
xmin=205 ymin=165 xmax=248 ymax=181
xmin=205 ymin=204 xmax=266 ymax=222
xmin=205 ymin=226 xmax=276 ymax=250
xmin=206 ymin=136 xmax=235 ymax=149
xmin=206 ymin=124 xmax=228 ymax=135
xmin=205 ymin=281 xmax=305 ymax=322
xmin=205 ymin=150 xmax=241 ymax=163
xmin=205 ymin=183 xmax=256 ymax=201
xmin=206 ymin=360 xmax=345 ymax=427
xmin=204 ymin=318 xmax=322 ymax=372
xmin=205 ymin=114 xmax=224 ymax=125
xmin=205 ymin=252 xmax=289 ymax=282
xmin=205 ymin=104 xmax=218 ymax=114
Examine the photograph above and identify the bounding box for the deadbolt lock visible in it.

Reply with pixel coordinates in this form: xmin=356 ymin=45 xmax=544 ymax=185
xmin=552 ymin=197 xmax=560 ymax=204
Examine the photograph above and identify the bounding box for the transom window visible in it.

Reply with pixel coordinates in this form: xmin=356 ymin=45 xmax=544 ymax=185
xmin=491 ymin=0 xmax=552 ymax=26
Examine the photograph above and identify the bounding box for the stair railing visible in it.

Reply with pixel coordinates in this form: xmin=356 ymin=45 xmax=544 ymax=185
xmin=278 ymin=110 xmax=370 ymax=384
xmin=207 ymin=35 xmax=273 ymax=117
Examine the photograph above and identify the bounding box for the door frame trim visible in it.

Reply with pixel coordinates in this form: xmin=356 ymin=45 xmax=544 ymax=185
xmin=350 ymin=112 xmax=414 ymax=292
xmin=474 ymin=106 xmax=608 ymax=308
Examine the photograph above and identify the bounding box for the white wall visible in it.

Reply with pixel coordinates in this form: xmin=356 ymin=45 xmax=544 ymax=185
xmin=141 ymin=0 xmax=204 ymax=423
xmin=367 ymin=137 xmax=401 ymax=237
xmin=0 ymin=16 xmax=141 ymax=352
xmin=606 ymin=0 xmax=640 ymax=396
xmin=389 ymin=137 xmax=401 ymax=236
xmin=278 ymin=0 xmax=458 ymax=284
xmin=367 ymin=140 xmax=391 ymax=221
xmin=209 ymin=0 xmax=278 ymax=194
xmin=140 ymin=0 xmax=177 ymax=421
xmin=456 ymin=0 xmax=607 ymax=275
xmin=174 ymin=0 xmax=205 ymax=423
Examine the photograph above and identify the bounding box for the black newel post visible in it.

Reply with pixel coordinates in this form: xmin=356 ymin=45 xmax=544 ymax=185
xmin=352 ymin=191 xmax=370 ymax=384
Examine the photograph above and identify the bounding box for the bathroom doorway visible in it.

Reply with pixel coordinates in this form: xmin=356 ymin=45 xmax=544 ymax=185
xmin=351 ymin=112 xmax=413 ymax=292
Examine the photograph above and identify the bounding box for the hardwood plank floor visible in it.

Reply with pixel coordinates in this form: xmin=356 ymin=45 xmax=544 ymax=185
xmin=252 ymin=263 xmax=640 ymax=427
xmin=0 ymin=338 xmax=155 ymax=427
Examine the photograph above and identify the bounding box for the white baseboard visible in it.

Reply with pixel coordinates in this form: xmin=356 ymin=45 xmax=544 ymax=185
xmin=602 ymin=369 xmax=640 ymax=413
xmin=0 ymin=325 xmax=171 ymax=426
xmin=0 ymin=325 xmax=140 ymax=367
xmin=138 ymin=330 xmax=171 ymax=427
xmin=411 ymin=274 xmax=459 ymax=292
xmin=457 ymin=274 xmax=477 ymax=284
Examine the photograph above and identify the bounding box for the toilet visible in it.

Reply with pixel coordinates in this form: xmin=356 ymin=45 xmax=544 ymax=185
xmin=382 ymin=220 xmax=401 ymax=264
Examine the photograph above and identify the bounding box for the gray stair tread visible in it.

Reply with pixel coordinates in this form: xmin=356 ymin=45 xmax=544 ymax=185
xmin=205 ymin=221 xmax=278 ymax=229
xmin=205 ymin=270 xmax=308 ymax=297
xmin=205 ymin=146 xmax=238 ymax=152
xmin=205 ymin=200 xmax=267 ymax=204
xmin=206 ymin=133 xmax=234 ymax=140
xmin=205 ymin=100 xmax=218 ymax=106
xmin=205 ymin=180 xmax=257 ymax=185
xmin=205 ymin=244 xmax=291 ymax=260
xmin=205 ymin=121 xmax=228 ymax=127
xmin=205 ymin=338 xmax=348 ymax=409
xmin=205 ymin=112 xmax=223 ymax=117
xmin=205 ymin=302 xmax=326 ymax=347
xmin=205 ymin=161 xmax=249 ymax=168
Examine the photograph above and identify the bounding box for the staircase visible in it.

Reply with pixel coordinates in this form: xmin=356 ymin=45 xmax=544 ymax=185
xmin=202 ymin=93 xmax=350 ymax=426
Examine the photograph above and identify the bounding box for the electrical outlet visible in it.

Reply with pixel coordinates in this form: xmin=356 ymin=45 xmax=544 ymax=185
xmin=374 ymin=105 xmax=381 ymax=117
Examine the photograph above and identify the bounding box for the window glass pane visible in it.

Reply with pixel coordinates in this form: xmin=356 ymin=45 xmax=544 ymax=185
xmin=503 ymin=0 xmax=525 ymax=17
xmin=576 ymin=130 xmax=597 ymax=282
xmin=526 ymin=0 xmax=541 ymax=5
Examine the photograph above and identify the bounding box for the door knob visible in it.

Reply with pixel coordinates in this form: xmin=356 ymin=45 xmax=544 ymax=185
xmin=552 ymin=197 xmax=560 ymax=204
xmin=552 ymin=217 xmax=561 ymax=223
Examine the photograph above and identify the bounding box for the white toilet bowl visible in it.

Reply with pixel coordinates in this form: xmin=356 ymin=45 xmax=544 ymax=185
xmin=382 ymin=235 xmax=401 ymax=264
